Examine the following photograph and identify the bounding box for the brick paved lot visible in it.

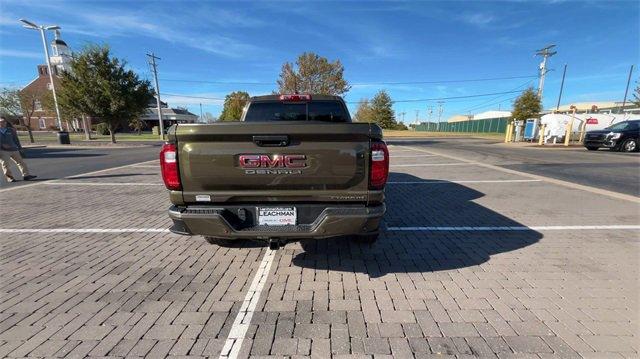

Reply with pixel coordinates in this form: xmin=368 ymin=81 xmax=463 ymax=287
xmin=0 ymin=146 xmax=638 ymax=358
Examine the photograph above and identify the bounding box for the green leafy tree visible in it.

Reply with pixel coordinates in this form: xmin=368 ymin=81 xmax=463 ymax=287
xmin=58 ymin=45 xmax=154 ymax=143
xmin=277 ymin=52 xmax=350 ymax=95
xmin=369 ymin=90 xmax=399 ymax=129
xmin=511 ymin=87 xmax=541 ymax=121
xmin=219 ymin=91 xmax=249 ymax=121
xmin=0 ymin=87 xmax=54 ymax=143
xmin=353 ymin=98 xmax=374 ymax=122
xmin=0 ymin=88 xmax=21 ymax=118
xmin=633 ymin=81 xmax=640 ymax=107
xmin=0 ymin=89 xmax=28 ymax=140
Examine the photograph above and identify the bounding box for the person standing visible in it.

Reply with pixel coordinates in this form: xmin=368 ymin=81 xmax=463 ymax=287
xmin=0 ymin=117 xmax=36 ymax=182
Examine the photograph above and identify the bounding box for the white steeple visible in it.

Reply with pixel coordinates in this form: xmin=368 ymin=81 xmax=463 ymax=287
xmin=50 ymin=30 xmax=72 ymax=74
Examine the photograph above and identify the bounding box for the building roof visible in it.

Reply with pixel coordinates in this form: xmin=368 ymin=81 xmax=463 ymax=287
xmin=473 ymin=110 xmax=512 ymax=120
xmin=146 ymin=108 xmax=197 ymax=116
xmin=142 ymin=107 xmax=198 ymax=123
xmin=447 ymin=115 xmax=473 ymax=123
xmin=148 ymin=98 xmax=168 ymax=108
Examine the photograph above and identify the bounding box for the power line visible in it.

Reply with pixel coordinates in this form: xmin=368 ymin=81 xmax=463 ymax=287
xmin=163 ymin=93 xmax=225 ymax=100
xmin=463 ymin=95 xmax=520 ymax=114
xmin=158 ymin=74 xmax=537 ymax=86
xmin=352 ymin=75 xmax=537 ymax=85
xmin=346 ymin=90 xmax=525 ymax=104
xmin=163 ymin=89 xmax=527 ymax=104
xmin=458 ymin=79 xmax=534 ymax=113
xmin=161 ymin=79 xmax=273 ymax=85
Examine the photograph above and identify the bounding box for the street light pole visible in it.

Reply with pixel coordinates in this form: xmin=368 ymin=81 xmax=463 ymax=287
xmin=20 ymin=19 xmax=65 ymax=139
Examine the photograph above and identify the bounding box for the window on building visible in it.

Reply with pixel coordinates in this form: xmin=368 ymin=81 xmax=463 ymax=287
xmin=39 ymin=117 xmax=46 ymax=129
xmin=47 ymin=82 xmax=53 ymax=90
xmin=34 ymin=100 xmax=43 ymax=111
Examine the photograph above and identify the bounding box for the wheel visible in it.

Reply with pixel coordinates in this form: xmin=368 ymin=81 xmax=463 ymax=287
xmin=352 ymin=233 xmax=379 ymax=244
xmin=621 ymin=139 xmax=638 ymax=152
xmin=586 ymin=146 xmax=599 ymax=151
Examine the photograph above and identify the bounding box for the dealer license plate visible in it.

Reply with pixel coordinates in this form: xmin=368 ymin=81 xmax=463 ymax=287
xmin=258 ymin=207 xmax=296 ymax=226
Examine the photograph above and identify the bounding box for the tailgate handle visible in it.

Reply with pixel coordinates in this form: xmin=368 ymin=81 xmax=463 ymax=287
xmin=253 ymin=135 xmax=289 ymax=147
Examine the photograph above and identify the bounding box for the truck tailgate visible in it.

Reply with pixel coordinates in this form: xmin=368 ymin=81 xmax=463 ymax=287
xmin=174 ymin=122 xmax=374 ymax=203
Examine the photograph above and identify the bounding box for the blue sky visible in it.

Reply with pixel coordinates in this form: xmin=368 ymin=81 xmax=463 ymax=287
xmin=0 ymin=0 xmax=638 ymax=123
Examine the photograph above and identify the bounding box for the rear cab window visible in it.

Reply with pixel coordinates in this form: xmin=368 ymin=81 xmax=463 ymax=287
xmin=243 ymin=100 xmax=351 ymax=122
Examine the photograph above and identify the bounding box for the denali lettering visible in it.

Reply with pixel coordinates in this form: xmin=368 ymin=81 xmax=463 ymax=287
xmin=245 ymin=169 xmax=303 ymax=175
xmin=239 ymin=154 xmax=306 ymax=168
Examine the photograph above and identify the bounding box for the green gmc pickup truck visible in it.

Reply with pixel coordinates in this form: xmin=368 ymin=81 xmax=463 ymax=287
xmin=160 ymin=94 xmax=389 ymax=248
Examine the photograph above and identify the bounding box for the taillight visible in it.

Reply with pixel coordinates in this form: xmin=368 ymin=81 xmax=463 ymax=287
xmin=369 ymin=140 xmax=389 ymax=190
xmin=279 ymin=94 xmax=312 ymax=102
xmin=160 ymin=143 xmax=181 ymax=190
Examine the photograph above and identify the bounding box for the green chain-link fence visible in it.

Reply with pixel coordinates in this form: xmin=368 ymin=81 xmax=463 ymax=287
xmin=415 ymin=117 xmax=509 ymax=133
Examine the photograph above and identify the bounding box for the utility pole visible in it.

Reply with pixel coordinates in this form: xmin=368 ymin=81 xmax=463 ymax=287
xmin=556 ymin=64 xmax=567 ymax=111
xmin=147 ymin=52 xmax=165 ymax=139
xmin=621 ymin=64 xmax=634 ymax=112
xmin=199 ymin=103 xmax=203 ymax=121
xmin=436 ymin=101 xmax=444 ymax=131
xmin=535 ymin=44 xmax=557 ymax=103
xmin=400 ymin=111 xmax=406 ymax=123
xmin=414 ymin=110 xmax=419 ymax=129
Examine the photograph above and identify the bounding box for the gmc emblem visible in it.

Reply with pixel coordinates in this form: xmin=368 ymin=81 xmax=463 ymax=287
xmin=239 ymin=154 xmax=307 ymax=168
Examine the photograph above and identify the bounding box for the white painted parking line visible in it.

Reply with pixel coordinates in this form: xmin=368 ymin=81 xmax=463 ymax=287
xmin=397 ymin=145 xmax=640 ymax=203
xmin=387 ymin=179 xmax=542 ymax=184
xmin=131 ymin=165 xmax=160 ymax=168
xmin=390 ymin=163 xmax=467 ymax=167
xmin=0 ymin=160 xmax=158 ymax=193
xmin=220 ymin=248 xmax=276 ymax=359
xmin=45 ymin=182 xmax=163 ymax=186
xmin=391 ymin=154 xmax=438 ymax=158
xmin=0 ymin=228 xmax=169 ymax=233
xmin=387 ymin=225 xmax=640 ymax=231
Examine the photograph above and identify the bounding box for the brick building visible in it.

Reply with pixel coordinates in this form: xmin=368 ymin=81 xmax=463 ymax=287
xmin=20 ymin=64 xmax=63 ymax=131
xmin=19 ymin=30 xmax=89 ymax=131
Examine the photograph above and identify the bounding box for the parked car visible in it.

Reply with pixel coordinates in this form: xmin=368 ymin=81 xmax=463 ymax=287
xmin=160 ymin=94 xmax=389 ymax=249
xmin=584 ymin=119 xmax=640 ymax=152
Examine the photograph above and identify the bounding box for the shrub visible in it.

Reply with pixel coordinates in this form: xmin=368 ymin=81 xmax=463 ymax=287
xmin=96 ymin=122 xmax=110 ymax=135
xmin=393 ymin=122 xmax=408 ymax=131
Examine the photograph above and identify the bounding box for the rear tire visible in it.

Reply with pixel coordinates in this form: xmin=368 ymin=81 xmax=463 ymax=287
xmin=621 ymin=139 xmax=638 ymax=152
xmin=586 ymin=146 xmax=599 ymax=151
xmin=352 ymin=233 xmax=379 ymax=244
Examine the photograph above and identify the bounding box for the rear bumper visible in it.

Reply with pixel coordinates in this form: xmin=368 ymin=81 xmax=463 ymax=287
xmin=168 ymin=203 xmax=385 ymax=239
